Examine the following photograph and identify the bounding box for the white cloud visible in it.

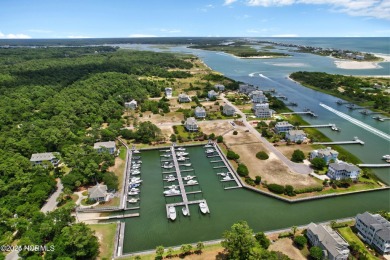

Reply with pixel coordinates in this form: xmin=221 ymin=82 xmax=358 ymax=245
xmin=224 ymin=0 xmax=238 ymax=5
xmin=245 ymin=0 xmax=390 ymax=19
xmin=271 ymin=34 xmax=299 ymax=37
xmin=128 ymin=34 xmax=157 ymax=37
xmin=0 ymin=31 xmax=31 ymax=39
xmin=67 ymin=35 xmax=91 ymax=38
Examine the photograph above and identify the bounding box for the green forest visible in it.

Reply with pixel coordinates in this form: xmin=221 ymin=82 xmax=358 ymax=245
xmin=0 ymin=46 xmax=193 ymax=259
xmin=290 ymin=71 xmax=390 ymax=113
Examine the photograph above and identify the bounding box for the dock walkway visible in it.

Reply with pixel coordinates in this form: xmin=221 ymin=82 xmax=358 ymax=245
xmin=358 ymin=164 xmax=390 ymax=168
xmin=212 ymin=143 xmax=242 ymax=188
xmin=165 ymin=199 xmax=209 ymax=218
xmin=313 ymin=139 xmax=364 ymax=145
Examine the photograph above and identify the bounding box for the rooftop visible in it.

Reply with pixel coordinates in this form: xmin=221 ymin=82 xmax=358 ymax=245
xmin=88 ymin=184 xmax=108 ymax=199
xmin=94 ymin=141 xmax=116 ymax=149
xmin=329 ymin=161 xmax=360 ymax=172
xmin=30 ymin=152 xmax=56 ymax=162
xmin=357 ymin=212 xmax=390 ymax=240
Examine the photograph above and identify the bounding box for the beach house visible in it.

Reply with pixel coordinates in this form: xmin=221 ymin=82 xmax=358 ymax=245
xmin=94 ymin=141 xmax=116 ymax=155
xmin=208 ymin=90 xmax=218 ymax=99
xmin=307 ymin=223 xmax=350 ymax=260
xmin=251 ymin=90 xmax=268 ymax=104
xmin=88 ymin=183 xmax=108 ymax=202
xmin=274 ymin=121 xmax=294 ymax=133
xmin=286 ymin=130 xmax=306 ymax=142
xmin=178 ymin=93 xmax=192 ymax=103
xmin=310 ymin=147 xmax=339 ymax=164
xmin=194 ymin=106 xmax=206 ymax=118
xmin=184 ymin=117 xmax=198 ymax=132
xmin=124 ymin=99 xmax=138 ymax=110
xmin=30 ymin=152 xmax=60 ymax=166
xmin=214 ymin=84 xmax=225 ymax=91
xmin=327 ymin=161 xmax=360 ymax=180
xmin=223 ymin=104 xmax=235 ymax=116
xmin=239 ymin=84 xmax=257 ymax=94
xmin=355 ymin=212 xmax=390 ymax=255
xmin=253 ymin=103 xmax=273 ymax=118
xmin=165 ymin=87 xmax=173 ymax=98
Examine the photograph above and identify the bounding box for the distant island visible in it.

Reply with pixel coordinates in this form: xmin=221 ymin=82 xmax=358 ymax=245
xmin=188 ymin=41 xmax=290 ymax=58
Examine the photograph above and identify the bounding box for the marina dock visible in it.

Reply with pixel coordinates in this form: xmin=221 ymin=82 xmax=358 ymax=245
xmin=212 ymin=143 xmax=242 ymax=188
xmin=165 ymin=199 xmax=209 ymax=218
xmin=299 ymin=124 xmax=336 ymax=129
xmin=281 ymin=111 xmax=318 ymax=117
xmin=313 ymin=139 xmax=364 ymax=145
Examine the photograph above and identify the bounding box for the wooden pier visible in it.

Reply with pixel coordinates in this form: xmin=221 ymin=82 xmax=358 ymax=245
xmin=299 ymin=124 xmax=334 ymax=129
xmin=357 ymin=164 xmax=390 ymax=168
xmin=280 ymin=111 xmax=318 ymax=117
xmin=313 ymin=139 xmax=364 ymax=145
xmin=212 ymin=143 xmax=242 ymax=188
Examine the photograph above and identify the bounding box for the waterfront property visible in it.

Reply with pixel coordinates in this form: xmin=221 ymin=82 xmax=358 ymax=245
xmin=355 ymin=212 xmax=390 ymax=254
xmin=222 ymin=104 xmax=236 ymax=116
xmin=30 ymin=152 xmax=59 ymax=166
xmin=239 ymin=83 xmax=257 ymax=94
xmin=286 ymin=129 xmax=306 ymax=142
xmin=178 ymin=93 xmax=192 ymax=103
xmin=327 ymin=161 xmax=361 ymax=180
xmin=250 ymin=90 xmax=268 ymax=103
xmin=94 ymin=141 xmax=116 ymax=155
xmin=184 ymin=117 xmax=198 ymax=132
xmin=124 ymin=99 xmax=138 ymax=110
xmin=208 ymin=90 xmax=218 ymax=99
xmin=214 ymin=84 xmax=225 ymax=91
xmin=274 ymin=121 xmax=294 ymax=133
xmin=88 ymin=183 xmax=108 ymax=202
xmin=253 ymin=103 xmax=273 ymax=118
xmin=194 ymin=106 xmax=206 ymax=119
xmin=310 ymin=147 xmax=339 ymax=165
xmin=307 ymin=222 xmax=350 ymax=260
xmin=165 ymin=87 xmax=173 ymax=98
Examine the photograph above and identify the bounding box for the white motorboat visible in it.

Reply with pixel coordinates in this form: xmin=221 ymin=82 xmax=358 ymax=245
xmin=169 ymin=206 xmax=177 ymax=220
xmin=133 ymin=160 xmax=142 ymax=164
xmin=133 ymin=156 xmax=141 ymax=160
xmin=128 ymin=191 xmax=139 ymax=196
xmin=205 ymin=148 xmax=214 ymax=154
xmin=162 ymin=164 xmax=174 ymax=169
xmin=165 ymin=185 xmax=178 ymax=189
xmin=182 ymin=207 xmax=189 ymax=216
xmin=129 ymin=179 xmax=142 ymax=184
xmin=176 ymin=152 xmax=189 ymax=156
xmin=132 ymin=165 xmax=140 ymax=169
xmin=133 ymin=150 xmax=140 ymax=154
xmin=165 ymin=177 xmax=176 ymax=182
xmin=176 ymin=147 xmax=186 ymax=151
xmin=223 ymin=175 xmax=232 ymax=181
xmin=129 ymin=183 xmax=140 ymax=188
xmin=128 ymin=198 xmax=139 ymax=203
xmin=177 ymin=156 xmax=186 ymax=161
xmin=183 ymin=175 xmax=195 ymax=181
xmin=131 ymin=171 xmax=140 ymax=176
xmin=130 ymin=177 xmax=141 ymax=182
xmin=181 ymin=163 xmax=191 ymax=167
xmin=382 ymin=155 xmax=390 ymax=160
xmin=164 ymin=188 xmax=180 ymax=195
xmin=199 ymin=202 xmax=209 ymax=214
xmin=204 ymin=144 xmax=212 ymax=148
xmin=163 ymin=154 xmax=171 ymax=158
xmin=187 ymin=180 xmax=198 ymax=185
xmin=217 ymin=172 xmax=227 ymax=177
xmin=131 ymin=163 xmax=141 ymax=167
xmin=128 ymin=188 xmax=140 ymax=193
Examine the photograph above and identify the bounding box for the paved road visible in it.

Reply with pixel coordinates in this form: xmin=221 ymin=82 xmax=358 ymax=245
xmin=40 ymin=179 xmax=63 ymax=213
xmin=221 ymin=94 xmax=312 ymax=175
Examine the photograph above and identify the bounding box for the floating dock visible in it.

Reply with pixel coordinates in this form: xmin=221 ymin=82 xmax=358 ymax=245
xmin=313 ymin=138 xmax=364 ymax=145
xmin=165 ymin=199 xmax=209 ymax=218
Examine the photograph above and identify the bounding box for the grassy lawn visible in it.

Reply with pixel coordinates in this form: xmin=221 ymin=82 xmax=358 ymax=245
xmin=119 ymin=146 xmax=127 ymax=160
xmin=337 ymin=226 xmax=380 ymax=260
xmin=95 ymin=197 xmax=120 ymax=208
xmin=89 ymin=223 xmax=117 ymax=260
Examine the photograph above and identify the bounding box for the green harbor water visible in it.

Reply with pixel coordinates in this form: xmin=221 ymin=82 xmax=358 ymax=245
xmin=122 ymin=146 xmax=390 ymax=254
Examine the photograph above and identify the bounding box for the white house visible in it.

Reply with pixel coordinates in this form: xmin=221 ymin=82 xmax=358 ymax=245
xmin=274 ymin=121 xmax=294 ymax=133
xmin=223 ymin=104 xmax=235 ymax=116
xmin=178 ymin=93 xmax=192 ymax=103
xmin=30 ymin=152 xmax=59 ymax=166
xmin=165 ymin=87 xmax=173 ymax=98
xmin=253 ymin=103 xmax=273 ymax=118
xmin=251 ymin=90 xmax=268 ymax=104
xmin=208 ymin=90 xmax=218 ymax=99
xmin=310 ymin=147 xmax=339 ymax=165
xmin=94 ymin=141 xmax=116 ymax=155
xmin=88 ymin=184 xmax=108 ymax=202
xmin=355 ymin=212 xmax=390 ymax=255
xmin=327 ymin=160 xmax=360 ymax=180
xmin=125 ymin=99 xmax=137 ymax=110
xmin=184 ymin=117 xmax=198 ymax=132
xmin=194 ymin=106 xmax=206 ymax=118
xmin=214 ymin=84 xmax=225 ymax=91
xmin=286 ymin=130 xmax=306 ymax=142
xmin=239 ymin=84 xmax=257 ymax=94
xmin=307 ymin=223 xmax=350 ymax=260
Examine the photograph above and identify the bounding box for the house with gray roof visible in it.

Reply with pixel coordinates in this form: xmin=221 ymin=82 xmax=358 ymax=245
xmin=222 ymin=104 xmax=235 ymax=116
xmin=274 ymin=121 xmax=294 ymax=133
xmin=184 ymin=117 xmax=198 ymax=132
xmin=194 ymin=106 xmax=206 ymax=118
xmin=30 ymin=152 xmax=59 ymax=166
xmin=286 ymin=129 xmax=306 ymax=142
xmin=124 ymin=99 xmax=137 ymax=110
xmin=214 ymin=84 xmax=225 ymax=91
xmin=88 ymin=184 xmax=108 ymax=202
xmin=94 ymin=141 xmax=116 ymax=155
xmin=178 ymin=93 xmax=191 ymax=103
xmin=208 ymin=90 xmax=218 ymax=99
xmin=250 ymin=90 xmax=268 ymax=104
xmin=355 ymin=212 xmax=390 ymax=254
xmin=239 ymin=84 xmax=257 ymax=94
xmin=253 ymin=103 xmax=273 ymax=118
xmin=310 ymin=147 xmax=339 ymax=165
xmin=327 ymin=160 xmax=360 ymax=180
xmin=307 ymin=223 xmax=350 ymax=260
xmin=165 ymin=87 xmax=173 ymax=98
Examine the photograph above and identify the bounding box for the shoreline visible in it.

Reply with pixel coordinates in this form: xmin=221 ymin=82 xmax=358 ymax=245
xmin=333 ymin=53 xmax=390 ymax=70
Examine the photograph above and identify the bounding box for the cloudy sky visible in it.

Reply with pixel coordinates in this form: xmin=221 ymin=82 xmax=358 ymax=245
xmin=0 ymin=0 xmax=389 ymax=38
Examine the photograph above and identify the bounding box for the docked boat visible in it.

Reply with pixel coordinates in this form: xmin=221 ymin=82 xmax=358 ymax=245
xmin=176 ymin=147 xmax=186 ymax=151
xmin=331 ymin=125 xmax=340 ymax=131
xmin=360 ymin=110 xmax=369 ymax=115
xmin=133 ymin=150 xmax=140 ymax=154
xmin=187 ymin=180 xmax=198 ymax=185
xmin=181 ymin=163 xmax=191 ymax=167
xmin=223 ymin=175 xmax=232 ymax=181
xmin=346 ymin=104 xmax=355 ymax=109
xmin=177 ymin=156 xmax=186 ymax=161
xmin=133 ymin=156 xmax=141 ymax=160
xmin=164 ymin=188 xmax=180 ymax=195
xmin=130 ymin=177 xmax=141 ymax=181
xmin=162 ymin=163 xmax=174 ymax=169
xmin=169 ymin=206 xmax=177 ymax=220
xmin=129 ymin=183 xmax=140 ymax=188
xmin=128 ymin=191 xmax=139 ymax=196
xmin=165 ymin=175 xmax=176 ymax=182
xmin=382 ymin=155 xmax=390 ymax=160
xmin=128 ymin=188 xmax=140 ymax=193
xmin=131 ymin=165 xmax=140 ymax=169
xmin=199 ymin=202 xmax=209 ymax=214
xmin=163 ymin=154 xmax=171 ymax=158
xmin=182 ymin=207 xmax=189 ymax=216
xmin=204 ymin=144 xmax=213 ymax=148
xmin=131 ymin=163 xmax=141 ymax=167
xmin=165 ymin=185 xmax=178 ymax=189
xmin=129 ymin=179 xmax=142 ymax=184
xmin=131 ymin=171 xmax=140 ymax=176
xmin=205 ymin=148 xmax=214 ymax=154
xmin=217 ymin=172 xmax=227 ymax=177
xmin=183 ymin=175 xmax=195 ymax=181
xmin=176 ymin=152 xmax=189 ymax=156
xmin=128 ymin=198 xmax=139 ymax=203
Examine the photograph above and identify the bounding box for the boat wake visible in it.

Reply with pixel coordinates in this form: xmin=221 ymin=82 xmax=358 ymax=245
xmin=320 ymin=103 xmax=390 ymax=142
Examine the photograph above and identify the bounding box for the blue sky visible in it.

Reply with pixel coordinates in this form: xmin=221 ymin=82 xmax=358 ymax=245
xmin=0 ymin=0 xmax=389 ymax=38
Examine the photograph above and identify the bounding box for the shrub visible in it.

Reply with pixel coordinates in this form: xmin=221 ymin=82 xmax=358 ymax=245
xmin=245 ymin=177 xmax=255 ymax=186
xmin=233 ymin=130 xmax=238 ymax=135
xmin=227 ymin=150 xmax=240 ymax=160
xmin=254 ymin=176 xmax=261 ymax=185
xmin=217 ymin=135 xmax=223 ymax=143
xmin=284 ymin=185 xmax=295 ymax=196
xmin=291 ymin=149 xmax=305 ymax=162
xmin=267 ymin=184 xmax=285 ymax=194
xmin=256 ymin=151 xmax=269 ymax=160
xmin=311 ymin=157 xmax=326 ymax=170
xmin=309 ymin=246 xmax=323 ymax=260
xmin=294 ymin=186 xmax=323 ymax=194
xmin=173 ymin=126 xmax=179 ymax=134
xmin=254 ymin=232 xmax=270 ymax=249
xmin=293 ymin=235 xmax=307 ymax=249
xmin=237 ymin=163 xmax=249 ymax=177
xmin=278 ymin=232 xmax=293 ymax=238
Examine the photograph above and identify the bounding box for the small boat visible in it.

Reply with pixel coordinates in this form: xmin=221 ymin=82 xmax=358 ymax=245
xmin=164 ymin=188 xmax=180 ymax=195
xmin=133 ymin=150 xmax=140 ymax=154
xmin=130 ymin=177 xmax=141 ymax=181
xmin=162 ymin=164 xmax=174 ymax=169
xmin=132 ymin=165 xmax=140 ymax=169
xmin=205 ymin=148 xmax=214 ymax=154
xmin=165 ymin=176 xmax=176 ymax=182
xmin=176 ymin=152 xmax=189 ymax=156
xmin=133 ymin=156 xmax=141 ymax=160
xmin=182 ymin=207 xmax=189 ymax=216
xmin=128 ymin=191 xmax=139 ymax=196
xmin=169 ymin=206 xmax=177 ymax=220
xmin=360 ymin=110 xmax=369 ymax=115
xmin=131 ymin=163 xmax=141 ymax=168
xmin=199 ymin=202 xmax=209 ymax=214
xmin=223 ymin=175 xmax=232 ymax=181
xmin=379 ymin=118 xmax=385 ymax=122
xmin=131 ymin=171 xmax=140 ymax=176
xmin=181 ymin=163 xmax=191 ymax=167
xmin=165 ymin=185 xmax=178 ymax=189
xmin=163 ymin=154 xmax=171 ymax=158
xmin=336 ymin=100 xmax=344 ymax=105
xmin=161 ymin=149 xmax=170 ymax=152
xmin=331 ymin=125 xmax=340 ymax=131
xmin=128 ymin=198 xmax=139 ymax=203
xmin=177 ymin=156 xmax=186 ymax=161
xmin=204 ymin=144 xmax=213 ymax=148
xmin=129 ymin=179 xmax=142 ymax=184
xmin=382 ymin=155 xmax=390 ymax=160
xmin=176 ymin=147 xmax=186 ymax=151
xmin=128 ymin=188 xmax=140 ymax=193
xmin=346 ymin=104 xmax=355 ymax=109
xmin=187 ymin=180 xmax=198 ymax=185
xmin=183 ymin=175 xmax=195 ymax=181
xmin=129 ymin=183 xmax=140 ymax=188
xmin=217 ymin=172 xmax=227 ymax=177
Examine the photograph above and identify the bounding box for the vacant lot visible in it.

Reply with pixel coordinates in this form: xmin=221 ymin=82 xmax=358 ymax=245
xmin=198 ymin=120 xmax=234 ymax=136
xmin=269 ymin=238 xmax=306 ymax=260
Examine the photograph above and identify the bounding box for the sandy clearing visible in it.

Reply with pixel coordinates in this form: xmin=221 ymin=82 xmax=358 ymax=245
xmin=269 ymin=238 xmax=306 ymax=260
xmin=334 ymin=60 xmax=382 ymax=69
xmin=198 ymin=121 xmax=234 ymax=136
